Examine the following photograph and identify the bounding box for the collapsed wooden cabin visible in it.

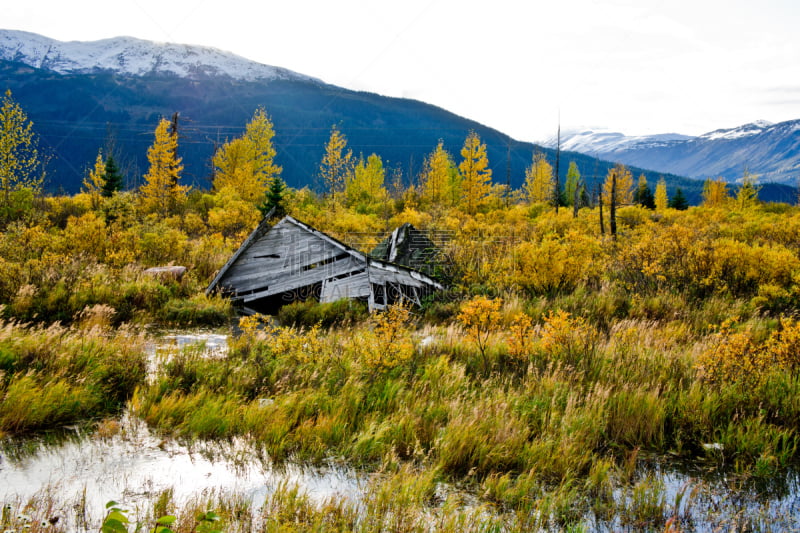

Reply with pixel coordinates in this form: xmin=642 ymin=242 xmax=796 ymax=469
xmin=206 ymin=216 xmax=443 ymax=314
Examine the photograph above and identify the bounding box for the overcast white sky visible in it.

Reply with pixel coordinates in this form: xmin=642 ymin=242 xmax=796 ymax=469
xmin=5 ymin=0 xmax=800 ymax=142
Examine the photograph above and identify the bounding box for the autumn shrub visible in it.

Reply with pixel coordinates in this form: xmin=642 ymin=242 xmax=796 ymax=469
xmin=136 ymin=221 xmax=190 ymax=266
xmin=751 ymin=279 xmax=800 ymax=316
xmin=206 ymin=195 xmax=260 ymax=239
xmin=62 ymin=211 xmax=109 ymax=259
xmin=44 ymin=193 xmax=91 ymax=228
xmin=355 ymin=303 xmax=416 ymax=372
xmin=457 ymin=295 xmax=502 ymax=375
xmin=537 ymin=309 xmax=600 ymax=374
xmin=500 ymin=230 xmax=604 ymax=297
xmin=506 ymin=311 xmax=534 ymax=366
xmin=188 ymin=232 xmax=231 ymax=282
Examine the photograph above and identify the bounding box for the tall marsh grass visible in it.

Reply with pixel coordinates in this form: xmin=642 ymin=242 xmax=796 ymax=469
xmin=0 ymin=321 xmax=147 ymax=435
xmin=129 ymin=307 xmax=800 ymax=526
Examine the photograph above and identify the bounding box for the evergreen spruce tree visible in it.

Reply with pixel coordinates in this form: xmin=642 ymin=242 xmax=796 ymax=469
xmin=260 ymin=177 xmax=287 ymax=219
xmin=668 ymin=187 xmax=688 ymax=210
xmin=634 ymin=175 xmax=655 ymax=209
xmin=101 ymin=155 xmax=123 ymax=197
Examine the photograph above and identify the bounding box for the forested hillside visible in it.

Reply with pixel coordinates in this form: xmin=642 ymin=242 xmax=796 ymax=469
xmin=2 ymin=58 xmax=720 ymax=202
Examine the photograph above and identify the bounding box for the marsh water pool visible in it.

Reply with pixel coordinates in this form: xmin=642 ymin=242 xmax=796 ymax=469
xmin=2 ymin=331 xmax=800 ymax=531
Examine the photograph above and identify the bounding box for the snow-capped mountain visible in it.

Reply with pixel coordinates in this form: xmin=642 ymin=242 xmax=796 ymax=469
xmin=0 ymin=29 xmax=315 ymax=82
xmin=699 ymin=120 xmax=775 ymax=141
xmin=545 ymin=120 xmax=800 ymax=185
xmin=549 ymin=130 xmax=694 ymax=154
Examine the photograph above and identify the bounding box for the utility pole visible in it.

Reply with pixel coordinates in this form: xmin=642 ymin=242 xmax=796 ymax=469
xmin=610 ymin=168 xmax=617 ymax=240
xmin=554 ymin=113 xmax=561 ymax=214
xmin=505 ymin=140 xmax=511 ymax=207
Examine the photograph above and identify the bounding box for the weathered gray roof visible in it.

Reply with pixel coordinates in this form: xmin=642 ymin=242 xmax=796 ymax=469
xmin=206 ymin=216 xmax=444 ymax=297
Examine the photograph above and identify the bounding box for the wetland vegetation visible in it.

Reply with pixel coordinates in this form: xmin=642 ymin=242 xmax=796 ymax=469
xmin=2 ymin=91 xmax=800 ymax=530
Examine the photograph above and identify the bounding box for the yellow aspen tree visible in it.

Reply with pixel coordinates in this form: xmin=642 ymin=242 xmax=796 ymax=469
xmin=82 ymin=149 xmax=106 ymax=209
xmin=213 ymin=137 xmax=257 ymax=199
xmin=345 ymin=153 xmax=388 ymax=211
xmin=0 ymin=89 xmax=45 ymax=223
xmin=736 ymin=170 xmax=760 ymax=209
xmin=459 ymin=130 xmax=492 ymax=214
xmin=419 ymin=140 xmax=456 ymax=208
xmin=319 ymin=125 xmax=353 ymax=204
xmin=523 ymin=152 xmax=554 ymax=204
xmin=654 ymin=178 xmax=668 ymax=211
xmin=564 ymin=161 xmax=581 ymax=208
xmin=213 ymin=108 xmax=281 ymax=206
xmin=702 ymin=177 xmax=730 ymax=208
xmin=245 ymin=107 xmax=282 ymax=184
xmin=603 ymin=163 xmax=634 ymax=206
xmin=139 ymin=117 xmax=188 ymax=217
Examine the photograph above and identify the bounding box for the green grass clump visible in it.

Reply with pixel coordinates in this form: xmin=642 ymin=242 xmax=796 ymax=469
xmin=160 ymin=293 xmax=233 ymax=327
xmin=277 ymin=299 xmax=368 ymax=329
xmin=0 ymin=321 xmax=147 ymax=434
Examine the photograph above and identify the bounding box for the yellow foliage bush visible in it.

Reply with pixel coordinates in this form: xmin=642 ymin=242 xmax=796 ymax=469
xmin=207 ymin=197 xmax=260 ymax=239
xmin=503 ymin=231 xmax=604 ymax=296
xmin=358 ymin=303 xmax=415 ymax=371
xmin=457 ymin=296 xmax=502 ymax=374
xmin=539 ymin=309 xmax=596 ymax=356
xmin=507 ymin=312 xmax=534 ymax=362
xmin=696 ymin=319 xmax=800 ymax=386
xmin=63 ymin=212 xmax=108 ymax=259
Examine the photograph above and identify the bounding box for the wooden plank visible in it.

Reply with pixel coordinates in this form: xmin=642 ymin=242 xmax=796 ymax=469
xmin=239 ymin=263 xmax=368 ymax=302
xmin=222 ymin=255 xmax=364 ymax=292
xmin=367 ymin=268 xmax=428 ymax=288
xmin=321 ymin=272 xmax=371 ymax=302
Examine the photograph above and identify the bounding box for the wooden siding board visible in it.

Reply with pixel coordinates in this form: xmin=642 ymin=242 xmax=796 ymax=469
xmin=221 ymin=256 xmax=365 ymax=293
xmin=321 ymin=272 xmax=371 ymax=302
xmin=236 ymin=263 xmax=368 ymax=301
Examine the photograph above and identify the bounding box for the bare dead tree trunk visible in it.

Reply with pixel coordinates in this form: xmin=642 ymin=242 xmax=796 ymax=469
xmin=610 ymin=169 xmax=617 ymax=240
xmin=598 ymin=187 xmax=605 ymax=235
xmin=573 ymin=179 xmax=580 ymax=218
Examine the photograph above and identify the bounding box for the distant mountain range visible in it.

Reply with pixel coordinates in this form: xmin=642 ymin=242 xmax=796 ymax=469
xmin=545 ymin=120 xmax=800 ymax=187
xmin=1 ymin=29 xmax=796 ymax=205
